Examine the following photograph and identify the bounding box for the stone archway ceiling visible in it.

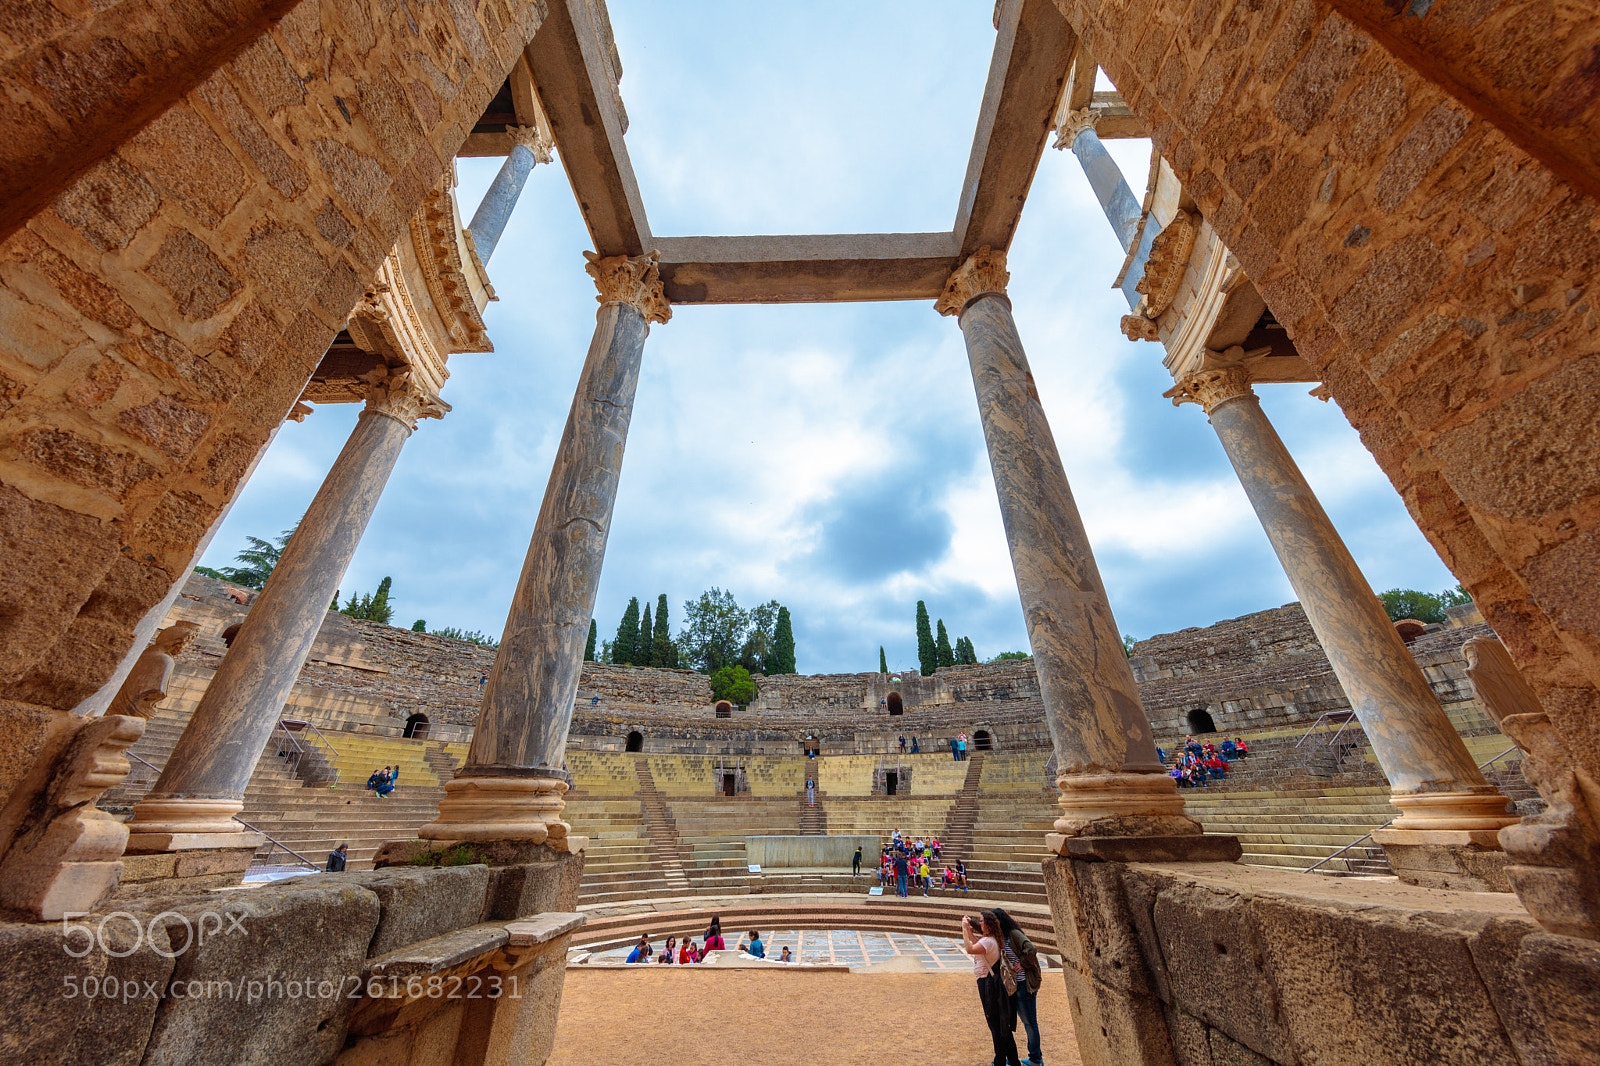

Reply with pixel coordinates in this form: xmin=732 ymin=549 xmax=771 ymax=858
xmin=488 ymin=0 xmax=1145 ymax=305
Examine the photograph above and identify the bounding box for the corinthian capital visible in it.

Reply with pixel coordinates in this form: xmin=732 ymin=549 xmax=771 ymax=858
xmin=1164 ymin=365 xmax=1254 ymax=415
xmin=1053 ymin=107 xmax=1100 ymax=150
xmin=935 ymin=247 xmax=1010 ymax=318
xmin=364 ymin=367 xmax=451 ymax=430
xmin=584 ymin=249 xmax=671 ymax=324
xmin=506 ymin=124 xmax=554 ymax=165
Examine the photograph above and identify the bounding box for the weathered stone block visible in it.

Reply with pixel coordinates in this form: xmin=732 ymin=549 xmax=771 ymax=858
xmin=1466 ymin=916 xmax=1559 ymax=1066
xmin=1515 ymin=933 xmax=1600 ymax=1066
xmin=482 ymin=849 xmax=585 ymax=920
xmin=334 ymin=865 xmax=490 ymax=957
xmin=140 ymin=880 xmax=380 ymax=1066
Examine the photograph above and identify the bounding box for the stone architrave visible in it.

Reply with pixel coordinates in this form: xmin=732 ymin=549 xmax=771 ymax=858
xmin=1169 ymin=368 xmax=1516 ymax=842
xmin=108 ymin=622 xmax=198 ymax=719
xmin=125 ymin=369 xmax=446 ymax=853
xmin=937 ymin=248 xmax=1197 ymax=851
xmin=418 ymin=251 xmax=670 ymax=849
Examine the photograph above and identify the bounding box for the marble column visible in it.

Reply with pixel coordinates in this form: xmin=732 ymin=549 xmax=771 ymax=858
xmin=937 ymin=248 xmax=1197 ymax=851
xmin=418 ymin=251 xmax=669 ymax=847
xmin=468 ymin=126 xmax=552 ymax=265
xmin=1054 ymin=108 xmax=1154 ymax=309
xmin=125 ymin=371 xmax=446 ymax=850
xmin=1170 ymin=368 xmax=1516 ymax=837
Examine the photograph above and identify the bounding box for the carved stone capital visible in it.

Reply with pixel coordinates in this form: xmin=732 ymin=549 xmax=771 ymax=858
xmin=935 ymin=246 xmax=1010 ymax=318
xmin=506 ymin=124 xmax=554 ymax=165
xmin=584 ymin=249 xmax=671 ymax=324
xmin=1135 ymin=210 xmax=1198 ymax=316
xmin=1165 ymin=365 xmax=1254 ymax=414
xmin=287 ymin=401 xmax=313 ymax=423
xmin=1052 ymin=107 xmax=1100 ymax=150
xmin=1120 ymin=314 xmax=1160 ymax=342
xmin=363 ymin=367 xmax=450 ymax=430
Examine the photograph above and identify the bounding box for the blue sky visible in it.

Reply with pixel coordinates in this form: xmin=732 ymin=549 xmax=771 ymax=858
xmin=199 ymin=1 xmax=1458 ymax=673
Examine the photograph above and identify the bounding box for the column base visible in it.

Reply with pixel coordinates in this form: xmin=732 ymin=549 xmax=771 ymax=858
xmin=416 ymin=775 xmax=580 ymax=848
xmin=1388 ymin=789 xmax=1520 ymax=831
xmin=1372 ymin=828 xmax=1514 ymax=892
xmin=1046 ymin=772 xmax=1203 ymax=853
xmin=112 ymin=845 xmax=260 ymax=896
xmin=124 ymin=797 xmax=260 ymax=851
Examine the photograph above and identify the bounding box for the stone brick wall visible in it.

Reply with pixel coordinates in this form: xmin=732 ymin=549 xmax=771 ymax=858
xmin=0 ymin=0 xmax=547 ymax=715
xmin=1057 ymin=0 xmax=1600 ymax=779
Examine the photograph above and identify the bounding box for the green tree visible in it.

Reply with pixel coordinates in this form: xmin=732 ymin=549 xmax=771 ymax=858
xmin=430 ymin=626 xmax=498 ymax=646
xmin=341 ymin=576 xmax=394 ymax=624
xmin=585 ymin=619 xmax=598 ymax=662
xmin=412 ymin=619 xmax=427 ymax=632
xmin=652 ymin=594 xmax=676 ymax=668
xmin=879 ymin=646 xmax=888 ymax=674
xmin=613 ymin=597 xmax=640 ymax=664
xmin=766 ymin=606 xmax=796 ymax=674
xmin=709 ymin=664 xmax=757 ymax=705
xmin=742 ymin=599 xmax=780 ymax=672
xmin=1122 ymin=634 xmax=1137 ymax=657
xmin=639 ymin=602 xmax=654 ymax=667
xmin=915 ymin=601 xmax=936 ymax=677
xmin=991 ymin=650 xmax=1030 ymax=662
xmin=194 ymin=565 xmax=226 ymax=580
xmin=935 ymin=619 xmax=954 ymax=669
xmin=1379 ymin=584 xmax=1470 ymax=625
xmin=220 ymin=524 xmax=296 ymax=588
xmin=678 ymin=588 xmax=750 ymax=673
xmin=955 ymin=636 xmax=977 ymax=665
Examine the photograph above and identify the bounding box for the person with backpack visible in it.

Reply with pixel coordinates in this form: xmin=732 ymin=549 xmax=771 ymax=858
xmin=993 ymin=908 xmax=1044 ymax=1066
xmin=962 ymin=912 xmax=1021 ymax=1066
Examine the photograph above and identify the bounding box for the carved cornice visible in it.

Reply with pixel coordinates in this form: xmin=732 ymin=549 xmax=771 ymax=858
xmin=1135 ymin=210 xmax=1198 ymax=317
xmin=1164 ymin=364 xmax=1254 ymax=415
xmin=584 ymin=250 xmax=671 ymax=324
xmin=286 ymin=401 xmax=313 ymax=423
xmin=409 ymin=181 xmax=494 ymax=354
xmin=935 ymin=246 xmax=1010 ymax=318
xmin=1120 ymin=315 xmax=1160 ymax=342
xmin=364 ymin=367 xmax=450 ymax=431
xmin=506 ymin=124 xmax=554 ymax=165
xmin=1052 ymin=107 xmax=1100 ymax=151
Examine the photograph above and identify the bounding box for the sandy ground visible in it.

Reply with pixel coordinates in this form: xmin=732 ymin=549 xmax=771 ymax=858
xmin=547 ymin=967 xmax=1082 ymax=1066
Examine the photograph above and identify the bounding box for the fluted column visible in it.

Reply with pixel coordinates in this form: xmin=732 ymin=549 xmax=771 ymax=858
xmin=418 ymin=251 xmax=669 ymax=847
xmin=468 ymin=126 xmax=552 ymax=264
xmin=126 ymin=371 xmax=446 ymax=850
xmin=937 ymin=249 xmax=1197 ymax=852
xmin=1054 ymin=108 xmax=1153 ymax=309
xmin=1169 ymin=368 xmax=1515 ymax=838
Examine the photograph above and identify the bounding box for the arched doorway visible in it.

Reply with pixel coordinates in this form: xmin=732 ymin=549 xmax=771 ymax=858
xmin=625 ymin=731 xmax=644 ymax=753
xmin=972 ymin=729 xmax=992 ymax=751
xmin=1186 ymin=708 xmax=1217 ymax=734
xmin=887 ymin=692 xmax=903 ymax=716
xmin=403 ymin=713 xmax=429 ymax=739
xmin=714 ymin=700 xmax=732 ymax=718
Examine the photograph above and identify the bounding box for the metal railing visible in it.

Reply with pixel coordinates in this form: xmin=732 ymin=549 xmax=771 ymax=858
xmin=284 ymin=719 xmax=342 ymax=786
xmin=1295 ymin=710 xmax=1361 ymax=749
xmin=235 ymin=815 xmax=319 ymax=874
xmin=1304 ymin=820 xmax=1393 ymax=874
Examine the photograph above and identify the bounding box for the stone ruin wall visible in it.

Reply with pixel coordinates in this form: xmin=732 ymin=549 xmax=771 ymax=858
xmin=158 ymin=577 xmax=1500 ymax=764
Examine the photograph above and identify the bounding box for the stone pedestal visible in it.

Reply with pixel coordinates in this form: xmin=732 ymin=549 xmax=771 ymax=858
xmin=127 ymin=371 xmax=445 ymax=851
xmin=937 ymin=249 xmax=1197 ymax=850
xmin=1170 ymin=367 xmax=1516 ymax=878
xmin=419 ymin=252 xmax=668 ymax=846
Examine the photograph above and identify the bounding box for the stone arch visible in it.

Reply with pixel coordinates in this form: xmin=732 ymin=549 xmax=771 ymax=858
xmin=402 ymin=713 xmax=430 ymax=740
xmin=1186 ymin=708 xmax=1217 ymax=735
xmin=625 ymin=731 xmax=644 ymax=753
xmin=714 ymin=700 xmax=732 ymax=718
xmin=887 ymin=692 xmax=904 ymax=716
xmin=972 ymin=729 xmax=992 ymax=751
xmin=1393 ymin=619 xmax=1427 ymax=644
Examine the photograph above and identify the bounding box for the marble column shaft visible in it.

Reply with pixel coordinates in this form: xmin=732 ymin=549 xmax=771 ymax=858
xmin=1193 ymin=374 xmax=1512 ymax=828
xmin=469 ymin=128 xmax=550 ymax=265
xmin=1059 ymin=115 xmax=1154 ymax=309
xmin=939 ymin=248 xmax=1193 ymax=844
xmin=128 ymin=377 xmax=439 ymax=843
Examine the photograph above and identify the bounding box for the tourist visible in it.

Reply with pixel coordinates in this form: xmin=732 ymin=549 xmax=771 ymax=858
xmin=625 ymin=936 xmax=651 ymax=964
xmin=893 ymin=849 xmax=910 ymax=898
xmin=779 ymin=946 xmax=792 ymax=962
xmin=663 ymin=936 xmax=677 ymax=963
xmin=1156 ymin=745 xmax=1168 ymax=764
xmin=932 ymin=837 xmax=941 ymax=860
xmin=1171 ymin=763 xmax=1186 ymax=787
xmin=911 ymin=735 xmax=919 ymax=753
xmin=963 ymin=912 xmax=1021 ymax=1066
xmin=365 ymin=768 xmax=383 ymax=793
xmin=1235 ymin=737 xmax=1250 ymax=758
xmin=950 ymin=736 xmax=959 ymax=760
xmin=377 ymin=765 xmax=398 ymax=797
xmin=704 ymin=917 xmax=724 ymax=951
xmin=899 ymin=734 xmax=907 ymax=753
xmin=852 ymin=846 xmax=862 ymax=877
xmin=326 ymin=843 xmax=348 ymax=872
xmin=892 ymin=826 xmax=901 ymax=843
xmin=806 ymin=777 xmax=815 ymax=806
xmin=656 ymin=951 xmax=671 ymax=965
xmin=678 ymin=939 xmax=694 ymax=964
xmin=958 ymin=732 xmax=968 ymax=760
xmin=919 ymin=856 xmax=931 ymax=896
xmin=955 ymin=859 xmax=968 ymax=890
xmin=994 ymin=908 xmax=1043 ymax=1066
xmin=746 ymin=931 xmax=765 ymax=959
xmin=1221 ymin=738 xmax=1236 ymax=760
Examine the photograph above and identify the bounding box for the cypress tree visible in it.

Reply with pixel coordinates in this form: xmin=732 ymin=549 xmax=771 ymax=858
xmin=614 ymin=597 xmax=640 ymax=664
xmin=639 ymin=603 xmax=654 ymax=666
xmin=957 ymin=636 xmax=977 ymax=665
xmin=935 ymin=619 xmax=954 ymax=669
xmin=879 ymin=646 xmax=888 ymax=674
xmin=915 ymin=601 xmax=936 ymax=677
xmin=767 ymin=605 xmax=796 ymax=674
xmin=585 ymin=619 xmax=598 ymax=661
xmin=653 ymin=594 xmax=675 ymax=668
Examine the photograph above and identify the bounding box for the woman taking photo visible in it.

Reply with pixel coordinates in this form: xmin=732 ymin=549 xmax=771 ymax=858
xmin=962 ymin=911 xmax=1021 ymax=1066
xmin=993 ymin=907 xmax=1043 ymax=1066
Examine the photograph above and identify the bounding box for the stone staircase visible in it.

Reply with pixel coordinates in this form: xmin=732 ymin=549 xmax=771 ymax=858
xmin=798 ymin=759 xmax=827 ymax=834
xmin=632 ymin=758 xmax=691 ymax=892
xmin=940 ymin=752 xmax=983 ymax=864
xmin=1183 ymin=787 xmax=1400 ymax=874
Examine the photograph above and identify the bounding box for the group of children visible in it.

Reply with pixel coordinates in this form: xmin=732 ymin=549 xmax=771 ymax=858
xmin=878 ymin=830 xmax=967 ymax=894
xmin=623 ymin=919 xmax=793 ymax=964
xmin=1163 ymin=735 xmax=1248 ymax=788
xmin=364 ymin=765 xmax=399 ymax=798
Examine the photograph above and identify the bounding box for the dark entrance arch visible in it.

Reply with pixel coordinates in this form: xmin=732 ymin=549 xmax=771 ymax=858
xmin=625 ymin=731 xmax=644 ymax=753
xmin=887 ymin=692 xmax=903 ymax=716
xmin=403 ymin=713 xmax=429 ymax=739
xmin=972 ymin=729 xmax=992 ymax=751
xmin=714 ymin=700 xmax=732 ymax=718
xmin=1186 ymin=708 xmax=1217 ymax=734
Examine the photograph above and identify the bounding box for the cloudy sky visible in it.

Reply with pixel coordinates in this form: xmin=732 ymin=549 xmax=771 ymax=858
xmin=199 ymin=1 xmax=1458 ymax=674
